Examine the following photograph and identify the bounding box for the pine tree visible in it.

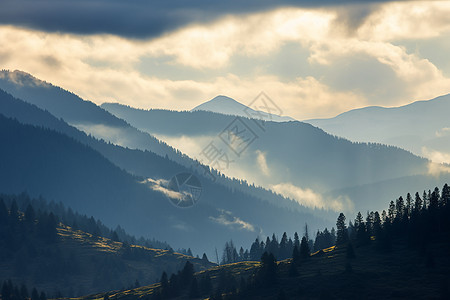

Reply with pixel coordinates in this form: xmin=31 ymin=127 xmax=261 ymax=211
xmin=293 ymin=232 xmax=300 ymax=249
xmin=336 ymin=213 xmax=348 ymax=245
xmin=414 ymin=192 xmax=422 ymax=212
xmin=395 ymin=196 xmax=405 ymax=222
xmin=299 ymin=237 xmax=310 ymax=259
xmin=373 ymin=211 xmax=382 ymax=237
xmin=279 ymin=232 xmax=288 ymax=260
xmin=292 ymin=245 xmax=300 ymax=265
xmin=259 ymin=252 xmax=277 ymax=286
xmin=388 ymin=201 xmax=395 ymax=221
xmin=181 ymin=261 xmax=195 ymax=287
xmin=441 ymin=183 xmax=450 ymax=207
xmin=422 ymin=190 xmax=428 ymax=211
xmin=406 ymin=193 xmax=412 ymax=219
xmin=250 ymin=238 xmax=261 ymax=261
xmin=202 ymin=253 xmax=209 ymax=262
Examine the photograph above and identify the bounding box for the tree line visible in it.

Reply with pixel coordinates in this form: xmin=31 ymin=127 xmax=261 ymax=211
xmin=0 ymin=193 xmax=170 ymax=250
xmin=220 ymin=225 xmax=336 ymax=264
xmin=150 ymin=183 xmax=450 ymax=299
xmin=1 ymin=279 xmax=47 ymax=300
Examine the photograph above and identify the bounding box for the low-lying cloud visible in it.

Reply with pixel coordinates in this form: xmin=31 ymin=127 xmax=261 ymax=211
xmin=142 ymin=178 xmax=196 ymax=203
xmin=210 ymin=209 xmax=255 ymax=232
xmin=270 ymin=182 xmax=354 ymax=212
xmin=256 ymin=150 xmax=270 ymax=176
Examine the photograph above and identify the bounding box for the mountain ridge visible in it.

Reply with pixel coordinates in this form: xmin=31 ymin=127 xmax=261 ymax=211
xmin=305 ymin=93 xmax=450 ymax=161
xmin=191 ymin=95 xmax=295 ymax=122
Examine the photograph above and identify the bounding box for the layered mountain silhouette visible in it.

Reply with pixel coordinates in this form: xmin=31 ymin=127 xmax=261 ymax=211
xmin=0 ymin=70 xmax=192 ymax=167
xmin=306 ymin=94 xmax=450 ymax=162
xmin=101 ymin=101 xmax=438 ymax=213
xmin=0 ymin=87 xmax=326 ymax=258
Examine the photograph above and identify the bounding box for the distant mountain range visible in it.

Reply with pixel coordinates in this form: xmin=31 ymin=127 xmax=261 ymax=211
xmin=0 ymin=70 xmax=303 ymax=212
xmin=305 ymin=94 xmax=450 ymax=164
xmin=0 ymin=75 xmax=327 ymax=258
xmin=192 ymin=95 xmax=295 ymax=122
xmin=101 ymin=101 xmax=442 ymax=214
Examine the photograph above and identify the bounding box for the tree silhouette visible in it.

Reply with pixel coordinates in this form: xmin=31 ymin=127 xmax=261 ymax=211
xmin=299 ymin=237 xmax=310 ymax=259
xmin=336 ymin=213 xmax=348 ymax=245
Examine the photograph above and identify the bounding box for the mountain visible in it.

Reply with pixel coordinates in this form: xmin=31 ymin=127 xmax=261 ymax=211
xmin=0 ymin=70 xmax=192 ymax=167
xmin=192 ymin=95 xmax=295 ymax=122
xmin=101 ymin=102 xmax=434 ymax=213
xmin=0 ymin=90 xmax=328 ymax=258
xmin=0 ymin=70 xmax=312 ymax=214
xmin=305 ymin=94 xmax=450 ymax=162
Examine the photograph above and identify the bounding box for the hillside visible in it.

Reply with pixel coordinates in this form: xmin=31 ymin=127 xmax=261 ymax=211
xmin=71 ymin=183 xmax=450 ymax=299
xmin=0 ymin=198 xmax=213 ymax=297
xmin=0 ymin=70 xmax=191 ymax=167
xmin=76 ymin=240 xmax=449 ymax=300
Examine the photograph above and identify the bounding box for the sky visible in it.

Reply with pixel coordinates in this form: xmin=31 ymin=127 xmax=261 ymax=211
xmin=1 ymin=0 xmax=450 ymax=120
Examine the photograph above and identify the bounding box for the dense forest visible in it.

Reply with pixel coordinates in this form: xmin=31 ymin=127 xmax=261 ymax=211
xmin=146 ymin=183 xmax=450 ymax=299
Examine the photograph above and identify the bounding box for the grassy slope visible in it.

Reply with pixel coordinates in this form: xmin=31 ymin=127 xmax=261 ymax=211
xmin=73 ymin=236 xmax=450 ymax=299
xmin=0 ymin=223 xmax=214 ymax=297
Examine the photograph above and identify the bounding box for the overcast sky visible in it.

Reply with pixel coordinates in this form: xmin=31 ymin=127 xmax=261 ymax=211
xmin=1 ymin=0 xmax=449 ymax=119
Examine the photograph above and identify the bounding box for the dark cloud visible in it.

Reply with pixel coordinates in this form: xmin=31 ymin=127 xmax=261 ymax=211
xmin=333 ymin=3 xmax=381 ymax=36
xmin=0 ymin=0 xmax=396 ymax=39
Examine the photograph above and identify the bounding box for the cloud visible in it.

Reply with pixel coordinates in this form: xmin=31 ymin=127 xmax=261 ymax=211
xmin=356 ymin=2 xmax=450 ymax=41
xmin=422 ymin=147 xmax=450 ymax=165
xmin=142 ymin=178 xmax=196 ymax=203
xmin=426 ymin=162 xmax=450 ymax=177
xmin=0 ymin=0 xmax=396 ymax=39
xmin=421 ymin=147 xmax=450 ymax=177
xmin=209 ymin=209 xmax=255 ymax=232
xmin=255 ymin=150 xmax=270 ymax=176
xmin=270 ymin=182 xmax=354 ymax=211
xmin=72 ymin=123 xmax=132 ymax=147
xmin=1 ymin=2 xmax=450 ymax=120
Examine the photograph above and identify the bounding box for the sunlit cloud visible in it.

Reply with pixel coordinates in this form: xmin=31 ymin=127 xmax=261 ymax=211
xmin=356 ymin=2 xmax=450 ymax=41
xmin=209 ymin=209 xmax=255 ymax=232
xmin=142 ymin=178 xmax=196 ymax=203
xmin=270 ymin=182 xmax=354 ymax=212
xmin=422 ymin=147 xmax=450 ymax=165
xmin=1 ymin=1 xmax=449 ymax=120
xmin=255 ymin=150 xmax=270 ymax=176
xmin=426 ymin=162 xmax=450 ymax=177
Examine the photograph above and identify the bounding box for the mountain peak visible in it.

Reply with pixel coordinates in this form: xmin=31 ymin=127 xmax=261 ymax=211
xmin=0 ymin=69 xmax=50 ymax=88
xmin=192 ymin=95 xmax=295 ymax=122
